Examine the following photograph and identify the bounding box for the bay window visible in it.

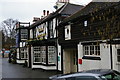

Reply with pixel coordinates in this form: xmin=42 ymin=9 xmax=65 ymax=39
xmin=33 ymin=46 xmax=46 ymax=64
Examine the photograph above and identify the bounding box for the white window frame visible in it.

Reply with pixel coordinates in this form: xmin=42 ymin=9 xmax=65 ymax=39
xmin=84 ymin=20 xmax=88 ymax=27
xmin=49 ymin=21 xmax=54 ymax=38
xmin=117 ymin=49 xmax=120 ymax=62
xmin=48 ymin=46 xmax=56 ymax=64
xmin=65 ymin=25 xmax=71 ymax=40
xmin=21 ymin=29 xmax=28 ymax=40
xmin=83 ymin=45 xmax=100 ymax=57
xmin=20 ymin=47 xmax=27 ymax=59
xmin=33 ymin=46 xmax=46 ymax=64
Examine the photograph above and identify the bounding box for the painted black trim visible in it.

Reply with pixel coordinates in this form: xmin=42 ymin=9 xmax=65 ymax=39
xmin=110 ymin=42 xmax=113 ymax=69
xmin=82 ymin=56 xmax=101 ymax=60
xmin=81 ymin=42 xmax=101 ymax=45
xmin=76 ymin=48 xmax=78 ymax=72
xmin=46 ymin=46 xmax=48 ymax=65
xmin=61 ymin=46 xmax=64 ymax=74
xmin=28 ymin=45 xmax=32 ymax=68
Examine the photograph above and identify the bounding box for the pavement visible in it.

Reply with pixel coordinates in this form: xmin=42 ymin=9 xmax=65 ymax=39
xmin=1 ymin=57 xmax=62 ymax=80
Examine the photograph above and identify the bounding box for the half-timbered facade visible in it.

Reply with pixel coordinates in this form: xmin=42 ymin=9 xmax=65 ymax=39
xmin=27 ymin=0 xmax=83 ymax=70
xmin=16 ymin=22 xmax=30 ymax=64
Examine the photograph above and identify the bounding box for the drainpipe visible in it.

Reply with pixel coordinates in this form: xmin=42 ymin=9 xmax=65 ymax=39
xmin=110 ymin=40 xmax=113 ymax=69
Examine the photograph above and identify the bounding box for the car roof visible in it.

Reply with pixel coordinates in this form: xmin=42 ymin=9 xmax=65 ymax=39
xmin=81 ymin=69 xmax=115 ymax=75
xmin=49 ymin=69 xmax=119 ymax=79
xmin=50 ymin=73 xmax=99 ymax=79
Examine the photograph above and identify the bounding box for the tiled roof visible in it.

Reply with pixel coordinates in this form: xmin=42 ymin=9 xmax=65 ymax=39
xmin=30 ymin=3 xmax=83 ymax=29
xmin=61 ymin=2 xmax=119 ymax=24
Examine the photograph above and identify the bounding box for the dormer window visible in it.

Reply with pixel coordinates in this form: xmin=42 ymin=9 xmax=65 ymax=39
xmin=65 ymin=25 xmax=71 ymax=40
xmin=84 ymin=20 xmax=88 ymax=27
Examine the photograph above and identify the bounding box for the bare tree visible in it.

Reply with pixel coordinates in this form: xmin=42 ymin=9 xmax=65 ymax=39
xmin=1 ymin=18 xmax=18 ymax=39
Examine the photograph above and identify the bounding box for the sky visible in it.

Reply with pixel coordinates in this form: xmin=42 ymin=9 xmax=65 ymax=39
xmin=0 ymin=0 xmax=92 ymax=25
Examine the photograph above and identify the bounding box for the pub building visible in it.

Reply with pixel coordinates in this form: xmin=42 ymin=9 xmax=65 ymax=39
xmin=27 ymin=0 xmax=83 ymax=70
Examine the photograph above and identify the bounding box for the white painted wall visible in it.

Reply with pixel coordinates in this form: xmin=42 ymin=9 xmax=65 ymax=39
xmin=58 ymin=44 xmax=62 ymax=71
xmin=100 ymin=43 xmax=111 ymax=69
xmin=31 ymin=46 xmax=33 ymax=68
xmin=112 ymin=44 xmax=120 ymax=71
xmin=78 ymin=42 xmax=112 ymax=71
xmin=16 ymin=60 xmax=26 ymax=64
xmin=32 ymin=65 xmax=56 ymax=70
xmin=30 ymin=29 xmax=33 ymax=39
xmin=26 ymin=47 xmax=29 ymax=67
xmin=17 ymin=48 xmax=19 ymax=59
xmin=53 ymin=18 xmax=57 ymax=38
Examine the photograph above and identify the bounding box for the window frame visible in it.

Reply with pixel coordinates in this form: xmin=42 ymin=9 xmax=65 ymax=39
xmin=20 ymin=29 xmax=28 ymax=40
xmin=83 ymin=45 xmax=100 ymax=57
xmin=65 ymin=25 xmax=71 ymax=40
xmin=48 ymin=46 xmax=56 ymax=65
xmin=84 ymin=20 xmax=88 ymax=27
xmin=20 ymin=47 xmax=27 ymax=59
xmin=33 ymin=46 xmax=46 ymax=64
xmin=117 ymin=49 xmax=120 ymax=62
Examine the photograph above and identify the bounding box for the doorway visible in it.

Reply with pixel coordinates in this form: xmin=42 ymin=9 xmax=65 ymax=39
xmin=63 ymin=48 xmax=77 ymax=74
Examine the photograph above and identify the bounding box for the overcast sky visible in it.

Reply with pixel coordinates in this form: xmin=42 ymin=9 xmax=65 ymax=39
xmin=0 ymin=0 xmax=92 ymax=25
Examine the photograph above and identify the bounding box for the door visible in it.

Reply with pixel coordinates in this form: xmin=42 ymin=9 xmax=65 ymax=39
xmin=63 ymin=48 xmax=77 ymax=74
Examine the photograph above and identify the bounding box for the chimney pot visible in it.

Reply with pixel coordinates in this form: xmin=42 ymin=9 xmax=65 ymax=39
xmin=47 ymin=11 xmax=49 ymax=15
xmin=43 ymin=10 xmax=46 ymax=16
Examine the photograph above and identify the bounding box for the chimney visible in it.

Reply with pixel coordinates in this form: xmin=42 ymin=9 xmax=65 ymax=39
xmin=47 ymin=11 xmax=49 ymax=16
xmin=41 ymin=16 xmax=44 ymax=19
xmin=43 ymin=10 xmax=46 ymax=16
xmin=33 ymin=17 xmax=40 ymax=22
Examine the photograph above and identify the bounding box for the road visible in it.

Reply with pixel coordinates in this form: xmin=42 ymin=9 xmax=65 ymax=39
xmin=2 ymin=58 xmax=61 ymax=80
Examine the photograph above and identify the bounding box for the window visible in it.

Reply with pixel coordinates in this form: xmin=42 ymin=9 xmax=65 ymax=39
xmin=117 ymin=49 xmax=120 ymax=62
xmin=20 ymin=48 xmax=27 ymax=59
xmin=34 ymin=28 xmax=37 ymax=39
xmin=83 ymin=45 xmax=100 ymax=56
xmin=65 ymin=25 xmax=71 ymax=40
xmin=33 ymin=46 xmax=46 ymax=64
xmin=21 ymin=29 xmax=28 ymax=39
xmin=48 ymin=46 xmax=56 ymax=64
xmin=100 ymin=73 xmax=120 ymax=80
xmin=84 ymin=21 xmax=88 ymax=27
xmin=75 ymin=76 xmax=97 ymax=80
xmin=49 ymin=21 xmax=54 ymax=38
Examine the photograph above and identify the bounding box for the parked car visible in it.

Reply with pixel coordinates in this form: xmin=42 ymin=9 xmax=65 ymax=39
xmin=8 ymin=49 xmax=17 ymax=64
xmin=49 ymin=69 xmax=120 ymax=80
xmin=4 ymin=50 xmax=10 ymax=58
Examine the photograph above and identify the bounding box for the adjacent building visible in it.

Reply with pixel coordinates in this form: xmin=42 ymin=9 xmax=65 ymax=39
xmin=16 ymin=22 xmax=30 ymax=64
xmin=58 ymin=2 xmax=120 ymax=74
